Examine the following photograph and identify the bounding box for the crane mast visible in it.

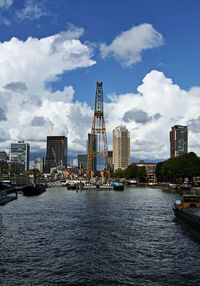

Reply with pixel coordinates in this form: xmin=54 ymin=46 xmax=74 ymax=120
xmin=86 ymin=82 xmax=110 ymax=182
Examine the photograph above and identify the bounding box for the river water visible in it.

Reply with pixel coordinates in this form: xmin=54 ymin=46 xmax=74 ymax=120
xmin=0 ymin=186 xmax=200 ymax=286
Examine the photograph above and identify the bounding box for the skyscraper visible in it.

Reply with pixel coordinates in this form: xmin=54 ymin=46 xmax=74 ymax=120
xmin=45 ymin=136 xmax=67 ymax=172
xmin=113 ymin=126 xmax=130 ymax=171
xmin=170 ymin=125 xmax=188 ymax=158
xmin=9 ymin=141 xmax=30 ymax=172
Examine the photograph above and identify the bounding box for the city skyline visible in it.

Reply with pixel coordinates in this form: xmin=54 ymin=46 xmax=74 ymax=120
xmin=0 ymin=1 xmax=200 ymax=162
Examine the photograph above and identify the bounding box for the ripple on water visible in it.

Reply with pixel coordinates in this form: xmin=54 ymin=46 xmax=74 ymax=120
xmin=0 ymin=187 xmax=200 ymax=286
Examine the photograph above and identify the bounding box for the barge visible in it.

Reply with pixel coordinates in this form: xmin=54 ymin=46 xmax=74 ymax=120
xmin=173 ymin=190 xmax=200 ymax=231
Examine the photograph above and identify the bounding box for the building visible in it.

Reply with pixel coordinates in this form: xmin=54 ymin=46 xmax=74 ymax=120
xmin=170 ymin=125 xmax=188 ymax=158
xmin=108 ymin=151 xmax=113 ymax=172
xmin=77 ymin=154 xmax=88 ymax=175
xmin=0 ymin=151 xmax=7 ymax=161
xmin=45 ymin=136 xmax=68 ymax=172
xmin=113 ymin=126 xmax=130 ymax=171
xmin=87 ymin=133 xmax=97 ymax=170
xmin=0 ymin=151 xmax=8 ymax=174
xmin=9 ymin=141 xmax=30 ymax=172
xmin=134 ymin=161 xmax=156 ymax=182
xmin=33 ymin=157 xmax=43 ymax=172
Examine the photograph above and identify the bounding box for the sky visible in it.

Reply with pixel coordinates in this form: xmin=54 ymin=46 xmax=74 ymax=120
xmin=0 ymin=0 xmax=200 ymax=164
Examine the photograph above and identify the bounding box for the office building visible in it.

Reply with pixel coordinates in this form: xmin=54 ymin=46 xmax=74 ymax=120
xmin=45 ymin=136 xmax=68 ymax=172
xmin=170 ymin=125 xmax=188 ymax=158
xmin=113 ymin=126 xmax=130 ymax=171
xmin=9 ymin=141 xmax=30 ymax=172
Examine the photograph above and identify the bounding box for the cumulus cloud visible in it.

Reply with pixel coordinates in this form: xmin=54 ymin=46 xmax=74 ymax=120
xmin=104 ymin=70 xmax=200 ymax=160
xmin=122 ymin=108 xmax=161 ymax=124
xmin=0 ymin=26 xmax=95 ymax=156
xmin=0 ymin=106 xmax=7 ymax=120
xmin=100 ymin=23 xmax=164 ymax=67
xmin=4 ymin=81 xmax=27 ymax=92
xmin=16 ymin=0 xmax=46 ymax=21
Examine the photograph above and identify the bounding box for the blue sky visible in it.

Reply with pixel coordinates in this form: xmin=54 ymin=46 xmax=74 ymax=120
xmin=0 ymin=0 xmax=200 ymax=163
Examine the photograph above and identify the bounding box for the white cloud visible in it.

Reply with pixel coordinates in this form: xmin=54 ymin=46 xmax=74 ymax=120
xmin=0 ymin=26 xmax=95 ymax=156
xmin=16 ymin=0 xmax=46 ymax=21
xmin=100 ymin=23 xmax=164 ymax=67
xmin=104 ymin=70 xmax=200 ymax=160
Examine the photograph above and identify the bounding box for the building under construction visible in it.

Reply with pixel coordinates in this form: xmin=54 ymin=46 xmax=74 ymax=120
xmin=86 ymin=82 xmax=110 ymax=182
xmin=45 ymin=136 xmax=68 ymax=172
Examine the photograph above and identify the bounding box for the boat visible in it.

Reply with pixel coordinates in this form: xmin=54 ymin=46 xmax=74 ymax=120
xmin=173 ymin=190 xmax=200 ymax=231
xmin=180 ymin=183 xmax=192 ymax=191
xmin=126 ymin=179 xmax=136 ymax=185
xmin=66 ymin=183 xmax=77 ymax=190
xmin=98 ymin=183 xmax=113 ymax=190
xmin=23 ymin=184 xmax=46 ymax=196
xmin=83 ymin=183 xmax=97 ymax=190
xmin=113 ymin=181 xmax=124 ymax=191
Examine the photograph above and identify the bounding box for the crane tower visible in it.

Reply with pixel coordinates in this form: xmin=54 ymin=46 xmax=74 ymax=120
xmin=86 ymin=82 xmax=110 ymax=182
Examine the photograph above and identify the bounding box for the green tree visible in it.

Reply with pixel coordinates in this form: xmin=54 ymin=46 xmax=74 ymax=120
xmin=136 ymin=166 xmax=147 ymax=182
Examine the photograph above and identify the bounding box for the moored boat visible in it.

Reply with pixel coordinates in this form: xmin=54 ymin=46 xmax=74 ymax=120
xmin=113 ymin=181 xmax=124 ymax=191
xmin=23 ymin=184 xmax=46 ymax=196
xmin=173 ymin=190 xmax=200 ymax=231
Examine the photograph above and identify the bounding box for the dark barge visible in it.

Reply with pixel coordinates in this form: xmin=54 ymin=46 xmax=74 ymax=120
xmin=173 ymin=191 xmax=200 ymax=231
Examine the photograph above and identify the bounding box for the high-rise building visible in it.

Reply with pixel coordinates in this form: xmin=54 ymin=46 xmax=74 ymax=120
xmin=113 ymin=126 xmax=130 ymax=171
xmin=45 ymin=136 xmax=67 ymax=172
xmin=9 ymin=141 xmax=30 ymax=172
xmin=170 ymin=125 xmax=188 ymax=158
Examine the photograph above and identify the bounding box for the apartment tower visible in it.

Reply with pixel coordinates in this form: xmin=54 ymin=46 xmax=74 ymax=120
xmin=113 ymin=126 xmax=130 ymax=171
xmin=9 ymin=141 xmax=30 ymax=172
xmin=170 ymin=125 xmax=188 ymax=158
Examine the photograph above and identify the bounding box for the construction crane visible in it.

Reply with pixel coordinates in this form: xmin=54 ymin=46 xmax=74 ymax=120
xmin=51 ymin=147 xmax=58 ymax=168
xmin=86 ymin=82 xmax=110 ymax=182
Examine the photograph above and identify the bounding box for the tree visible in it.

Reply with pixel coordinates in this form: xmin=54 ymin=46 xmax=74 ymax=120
xmin=136 ymin=166 xmax=147 ymax=182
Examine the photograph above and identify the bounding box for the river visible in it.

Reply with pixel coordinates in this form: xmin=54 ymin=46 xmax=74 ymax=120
xmin=0 ymin=186 xmax=200 ymax=286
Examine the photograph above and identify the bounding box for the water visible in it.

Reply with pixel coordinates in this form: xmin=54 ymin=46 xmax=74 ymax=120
xmin=0 ymin=186 xmax=200 ymax=286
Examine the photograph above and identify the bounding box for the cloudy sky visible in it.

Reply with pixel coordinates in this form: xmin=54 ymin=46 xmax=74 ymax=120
xmin=0 ymin=0 xmax=200 ymax=163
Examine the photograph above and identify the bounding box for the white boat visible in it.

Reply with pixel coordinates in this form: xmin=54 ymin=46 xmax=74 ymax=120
xmin=83 ymin=184 xmax=97 ymax=189
xmin=99 ymin=184 xmax=113 ymax=190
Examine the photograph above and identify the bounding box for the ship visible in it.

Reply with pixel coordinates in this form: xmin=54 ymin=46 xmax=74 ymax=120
xmin=173 ymin=190 xmax=200 ymax=231
xmin=23 ymin=183 xmax=46 ymax=196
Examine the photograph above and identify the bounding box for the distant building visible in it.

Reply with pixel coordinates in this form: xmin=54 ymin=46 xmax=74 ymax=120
xmin=87 ymin=133 xmax=97 ymax=170
xmin=9 ymin=141 xmax=30 ymax=172
xmin=108 ymin=151 xmax=113 ymax=172
xmin=0 ymin=151 xmax=7 ymax=161
xmin=33 ymin=157 xmax=43 ymax=172
xmin=113 ymin=126 xmax=130 ymax=171
xmin=45 ymin=136 xmax=68 ymax=172
xmin=170 ymin=125 xmax=188 ymax=158
xmin=134 ymin=161 xmax=156 ymax=182
xmin=0 ymin=151 xmax=8 ymax=174
xmin=77 ymin=154 xmax=88 ymax=174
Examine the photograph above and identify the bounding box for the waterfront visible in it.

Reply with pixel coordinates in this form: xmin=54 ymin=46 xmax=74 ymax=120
xmin=0 ymin=186 xmax=200 ymax=286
